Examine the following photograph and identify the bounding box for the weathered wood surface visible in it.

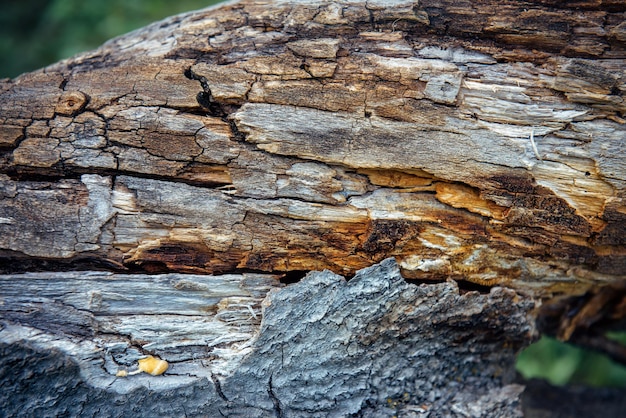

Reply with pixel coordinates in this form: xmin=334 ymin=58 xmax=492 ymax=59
xmin=1 ymin=259 xmax=534 ymax=417
xmin=1 ymin=0 xmax=626 ymax=416
xmin=0 ymin=271 xmax=281 ymax=392
xmin=1 ymin=0 xmax=625 ymax=293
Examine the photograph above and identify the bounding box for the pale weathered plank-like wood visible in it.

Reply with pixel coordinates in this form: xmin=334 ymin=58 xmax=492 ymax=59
xmin=0 ymin=270 xmax=280 ymax=393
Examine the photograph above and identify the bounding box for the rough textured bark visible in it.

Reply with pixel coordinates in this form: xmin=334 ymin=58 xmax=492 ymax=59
xmin=1 ymin=260 xmax=534 ymax=417
xmin=1 ymin=0 xmax=625 ymax=416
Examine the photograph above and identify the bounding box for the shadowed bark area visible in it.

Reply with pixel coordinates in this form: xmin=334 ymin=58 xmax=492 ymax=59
xmin=0 ymin=0 xmax=625 ymax=416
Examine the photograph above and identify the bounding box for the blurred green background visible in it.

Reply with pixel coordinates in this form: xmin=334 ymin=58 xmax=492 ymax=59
xmin=517 ymin=336 xmax=626 ymax=388
xmin=2 ymin=0 xmax=626 ymax=389
xmin=0 ymin=0 xmax=222 ymax=78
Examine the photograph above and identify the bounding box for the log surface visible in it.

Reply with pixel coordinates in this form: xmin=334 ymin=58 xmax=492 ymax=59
xmin=0 ymin=259 xmax=534 ymax=417
xmin=1 ymin=0 xmax=626 ymax=416
xmin=1 ymin=0 xmax=625 ymax=293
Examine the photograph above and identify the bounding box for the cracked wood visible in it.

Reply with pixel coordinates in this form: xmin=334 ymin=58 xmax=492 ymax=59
xmin=1 ymin=1 xmax=626 ymax=416
xmin=1 ymin=0 xmax=625 ymax=294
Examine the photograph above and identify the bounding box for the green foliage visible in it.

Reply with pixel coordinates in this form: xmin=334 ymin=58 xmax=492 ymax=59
xmin=1 ymin=0 xmax=222 ymax=78
xmin=606 ymin=331 xmax=626 ymax=345
xmin=516 ymin=336 xmax=626 ymax=388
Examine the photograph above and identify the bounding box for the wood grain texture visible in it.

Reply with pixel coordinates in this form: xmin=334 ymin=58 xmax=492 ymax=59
xmin=1 ymin=0 xmax=625 ymax=294
xmin=2 ymin=1 xmax=625 ymax=297
xmin=0 ymin=270 xmax=281 ymax=393
xmin=1 ymin=1 xmax=625 ymax=416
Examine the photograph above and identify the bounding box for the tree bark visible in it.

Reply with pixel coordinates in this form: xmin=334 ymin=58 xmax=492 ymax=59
xmin=1 ymin=0 xmax=625 ymax=416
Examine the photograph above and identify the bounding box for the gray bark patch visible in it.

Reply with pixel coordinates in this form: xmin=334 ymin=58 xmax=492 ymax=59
xmin=0 ymin=259 xmax=534 ymax=417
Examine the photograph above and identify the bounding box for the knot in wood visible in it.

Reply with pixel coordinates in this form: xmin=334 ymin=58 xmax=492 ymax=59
xmin=55 ymin=91 xmax=89 ymax=116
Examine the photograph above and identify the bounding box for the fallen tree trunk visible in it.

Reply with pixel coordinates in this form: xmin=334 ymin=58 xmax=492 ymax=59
xmin=1 ymin=0 xmax=625 ymax=416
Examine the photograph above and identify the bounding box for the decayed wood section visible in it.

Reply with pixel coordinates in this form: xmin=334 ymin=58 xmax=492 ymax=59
xmin=0 ymin=270 xmax=282 ymax=392
xmin=1 ymin=0 xmax=625 ymax=293
xmin=1 ymin=0 xmax=626 ymax=416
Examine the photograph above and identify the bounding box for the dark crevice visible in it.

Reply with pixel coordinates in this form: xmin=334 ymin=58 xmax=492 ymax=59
xmin=455 ymin=279 xmax=494 ymax=294
xmin=3 ymin=167 xmax=83 ymax=182
xmin=196 ymin=91 xmax=219 ymax=114
xmin=404 ymin=275 xmax=494 ymax=294
xmin=0 ymin=254 xmax=129 ymax=275
xmin=183 ymin=67 xmax=206 ymax=89
xmin=184 ymin=67 xmax=223 ymax=116
xmin=227 ymin=117 xmax=247 ymax=143
xmin=268 ymin=374 xmax=284 ymax=418
xmin=0 ymin=253 xmax=309 ymax=279
xmin=4 ymin=164 xmax=233 ymax=189
xmin=125 ymin=260 xmax=170 ymax=274
xmin=298 ymin=62 xmax=325 ymax=82
xmin=184 ymin=67 xmax=242 ymax=121
xmin=367 ymin=8 xmax=376 ymax=31
xmin=211 ymin=373 xmax=230 ymax=403
xmin=279 ymin=270 xmax=308 ymax=285
xmin=165 ymin=104 xmax=214 ymax=117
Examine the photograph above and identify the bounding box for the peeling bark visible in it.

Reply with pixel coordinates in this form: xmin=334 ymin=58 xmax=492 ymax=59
xmin=1 ymin=0 xmax=625 ymax=416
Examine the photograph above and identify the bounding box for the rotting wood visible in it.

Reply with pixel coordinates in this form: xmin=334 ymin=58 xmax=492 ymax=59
xmin=1 ymin=0 xmax=625 ymax=295
xmin=0 ymin=0 xmax=625 ymax=416
xmin=0 ymin=270 xmax=281 ymax=393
